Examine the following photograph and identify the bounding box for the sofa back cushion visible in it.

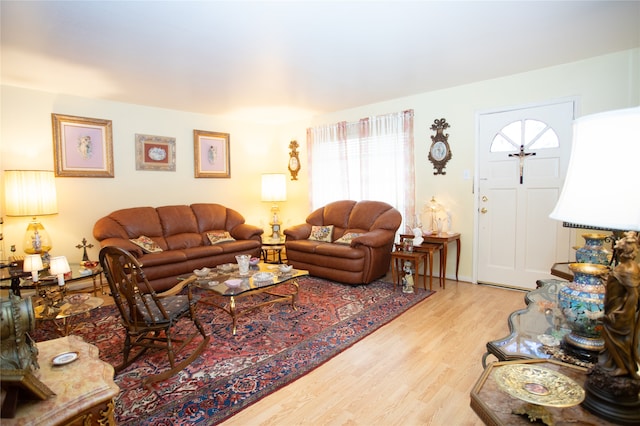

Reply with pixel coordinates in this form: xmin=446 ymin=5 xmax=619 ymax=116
xmin=108 ymin=206 xmax=164 ymax=237
xmin=157 ymin=205 xmax=202 ymax=250
xmin=349 ymin=200 xmax=400 ymax=231
xmin=305 ymin=200 xmax=400 ymax=238
xmin=191 ymin=203 xmax=246 ymax=236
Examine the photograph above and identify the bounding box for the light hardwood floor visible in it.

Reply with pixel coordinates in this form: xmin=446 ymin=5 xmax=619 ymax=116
xmin=219 ymin=276 xmax=527 ymax=426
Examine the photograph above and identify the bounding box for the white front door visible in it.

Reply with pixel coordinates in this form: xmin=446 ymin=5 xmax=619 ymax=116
xmin=476 ymin=100 xmax=575 ymax=289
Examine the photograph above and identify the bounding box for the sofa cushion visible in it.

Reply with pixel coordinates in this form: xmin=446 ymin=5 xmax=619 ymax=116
xmin=157 ymin=205 xmax=199 ymax=236
xmin=110 ymin=207 xmax=163 ymax=238
xmin=207 ymin=231 xmax=236 ymax=244
xmin=309 ymin=225 xmax=333 ymax=242
xmin=334 ymin=232 xmax=363 ymax=245
xmin=191 ymin=203 xmax=248 ymax=233
xmin=165 ymin=233 xmax=203 ymax=250
xmin=137 ymin=250 xmax=188 ymax=267
xmin=182 ymin=245 xmax=224 ymax=260
xmin=130 ymin=235 xmax=163 ymax=253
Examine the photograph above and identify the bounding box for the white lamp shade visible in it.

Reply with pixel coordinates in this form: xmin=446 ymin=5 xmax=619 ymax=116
xmin=23 ymin=254 xmax=43 ymax=272
xmin=4 ymin=170 xmax=58 ymax=216
xmin=261 ymin=174 xmax=287 ymax=202
xmin=549 ymin=106 xmax=640 ymax=231
xmin=49 ymin=256 xmax=71 ymax=275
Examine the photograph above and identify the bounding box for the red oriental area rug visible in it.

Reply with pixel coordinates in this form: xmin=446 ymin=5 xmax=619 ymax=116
xmin=32 ymin=277 xmax=435 ymax=425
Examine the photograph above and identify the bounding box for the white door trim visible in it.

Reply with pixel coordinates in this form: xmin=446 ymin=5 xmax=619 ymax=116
xmin=472 ymin=96 xmax=580 ymax=285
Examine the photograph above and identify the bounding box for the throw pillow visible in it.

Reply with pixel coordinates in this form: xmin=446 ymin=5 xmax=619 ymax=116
xmin=334 ymin=232 xmax=363 ymax=245
xmin=308 ymin=225 xmax=333 ymax=242
xmin=207 ymin=230 xmax=236 ymax=245
xmin=129 ymin=235 xmax=163 ymax=253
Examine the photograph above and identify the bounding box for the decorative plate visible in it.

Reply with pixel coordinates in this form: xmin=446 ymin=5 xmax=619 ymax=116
xmin=253 ymin=272 xmax=273 ymax=282
xmin=52 ymin=351 xmax=79 ymax=366
xmin=224 ymin=279 xmax=243 ymax=288
xmin=494 ymin=364 xmax=585 ymax=407
xmin=65 ymin=293 xmax=90 ymax=305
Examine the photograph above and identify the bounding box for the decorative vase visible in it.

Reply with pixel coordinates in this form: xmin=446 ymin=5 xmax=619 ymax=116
xmin=575 ymin=233 xmax=610 ymax=265
xmin=557 ymin=263 xmax=609 ymax=353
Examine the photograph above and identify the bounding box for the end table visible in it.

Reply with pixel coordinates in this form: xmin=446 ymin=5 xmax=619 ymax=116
xmin=471 ymin=359 xmax=616 ymax=425
xmin=3 ymin=335 xmax=119 ymax=425
xmin=391 ymin=248 xmax=429 ymax=291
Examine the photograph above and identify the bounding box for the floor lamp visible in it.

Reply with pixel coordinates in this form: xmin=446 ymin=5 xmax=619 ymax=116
xmin=549 ymin=106 xmax=640 ymax=424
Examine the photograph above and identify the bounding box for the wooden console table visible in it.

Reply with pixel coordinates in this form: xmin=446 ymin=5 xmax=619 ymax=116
xmin=471 ymin=359 xmax=616 ymax=425
xmin=2 ymin=335 xmax=119 ymax=425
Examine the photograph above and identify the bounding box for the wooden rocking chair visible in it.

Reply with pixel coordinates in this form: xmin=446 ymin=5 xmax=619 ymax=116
xmin=98 ymin=246 xmax=209 ymax=385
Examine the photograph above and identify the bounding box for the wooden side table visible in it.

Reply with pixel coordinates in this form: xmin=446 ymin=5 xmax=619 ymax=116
xmin=391 ymin=249 xmax=429 ymax=291
xmin=261 ymin=237 xmax=286 ymax=264
xmin=3 ymin=335 xmax=119 ymax=425
xmin=401 ymin=232 xmax=461 ymax=282
xmin=399 ymin=237 xmax=445 ymax=288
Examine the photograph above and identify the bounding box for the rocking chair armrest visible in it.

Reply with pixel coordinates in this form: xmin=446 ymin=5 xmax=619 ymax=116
xmin=157 ymin=276 xmax=196 ymax=298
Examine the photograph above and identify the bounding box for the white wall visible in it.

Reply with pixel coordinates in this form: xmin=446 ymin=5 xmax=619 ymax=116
xmin=0 ymin=88 xmax=299 ymax=262
xmin=304 ymin=48 xmax=639 ymax=282
xmin=2 ymin=48 xmax=638 ymax=280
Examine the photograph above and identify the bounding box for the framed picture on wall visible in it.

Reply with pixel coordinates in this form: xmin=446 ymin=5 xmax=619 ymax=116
xmin=193 ymin=130 xmax=230 ymax=178
xmin=51 ymin=113 xmax=114 ymax=177
xmin=135 ymin=134 xmax=176 ymax=171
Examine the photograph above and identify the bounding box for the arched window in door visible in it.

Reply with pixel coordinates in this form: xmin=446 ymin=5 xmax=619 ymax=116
xmin=490 ymin=119 xmax=559 ymax=153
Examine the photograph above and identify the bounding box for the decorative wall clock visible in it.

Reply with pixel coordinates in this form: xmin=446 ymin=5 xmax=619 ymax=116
xmin=428 ymin=118 xmax=452 ymax=175
xmin=288 ymin=140 xmax=301 ymax=180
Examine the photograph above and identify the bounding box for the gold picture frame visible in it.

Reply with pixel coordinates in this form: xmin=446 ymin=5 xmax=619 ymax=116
xmin=52 ymin=114 xmax=114 ymax=177
xmin=135 ymin=134 xmax=176 ymax=171
xmin=193 ymin=130 xmax=230 ymax=178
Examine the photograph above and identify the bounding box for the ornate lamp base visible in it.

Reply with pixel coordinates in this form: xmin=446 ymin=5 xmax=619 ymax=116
xmin=582 ymin=365 xmax=640 ymax=425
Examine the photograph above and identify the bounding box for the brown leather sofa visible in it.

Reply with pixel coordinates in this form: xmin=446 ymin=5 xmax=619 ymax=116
xmin=284 ymin=200 xmax=402 ymax=284
xmin=93 ymin=204 xmax=263 ymax=292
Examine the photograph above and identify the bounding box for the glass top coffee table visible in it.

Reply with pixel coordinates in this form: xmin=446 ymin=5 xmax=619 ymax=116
xmin=483 ymin=279 xmax=571 ymax=368
xmin=34 ymin=294 xmax=104 ymax=336
xmin=184 ymin=263 xmax=308 ymax=335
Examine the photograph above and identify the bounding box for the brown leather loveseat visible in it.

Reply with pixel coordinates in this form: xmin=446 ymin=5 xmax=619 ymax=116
xmin=93 ymin=204 xmax=263 ymax=292
xmin=284 ymin=200 xmax=402 ymax=284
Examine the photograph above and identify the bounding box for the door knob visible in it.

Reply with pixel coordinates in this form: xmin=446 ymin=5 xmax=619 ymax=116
xmin=480 ymin=207 xmax=488 ymax=214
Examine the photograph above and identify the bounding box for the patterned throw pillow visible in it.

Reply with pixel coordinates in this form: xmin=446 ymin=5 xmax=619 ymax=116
xmin=308 ymin=225 xmax=334 ymax=242
xmin=207 ymin=231 xmax=236 ymax=245
xmin=129 ymin=235 xmax=163 ymax=253
xmin=334 ymin=232 xmax=363 ymax=245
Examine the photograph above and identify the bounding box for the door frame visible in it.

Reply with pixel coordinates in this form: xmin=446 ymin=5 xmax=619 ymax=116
xmin=472 ymin=96 xmax=580 ymax=285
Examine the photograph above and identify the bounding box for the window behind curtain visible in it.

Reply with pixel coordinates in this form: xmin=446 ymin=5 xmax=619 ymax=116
xmin=306 ymin=110 xmax=415 ymax=233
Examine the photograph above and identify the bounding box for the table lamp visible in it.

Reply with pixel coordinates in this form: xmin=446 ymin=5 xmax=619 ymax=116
xmin=428 ymin=196 xmax=444 ymax=233
xmin=3 ymin=170 xmax=58 ymax=257
xmin=549 ymin=106 xmax=640 ymax=424
xmin=22 ymin=254 xmax=43 ymax=283
xmin=49 ymin=255 xmax=71 ymax=287
xmin=261 ymin=173 xmax=287 ymax=239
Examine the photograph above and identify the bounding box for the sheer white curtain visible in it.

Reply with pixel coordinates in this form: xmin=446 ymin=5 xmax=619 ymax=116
xmin=307 ymin=110 xmax=415 ymax=232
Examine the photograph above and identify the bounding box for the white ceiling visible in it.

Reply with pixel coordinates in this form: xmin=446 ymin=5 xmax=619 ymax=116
xmin=2 ymin=1 xmax=639 ymax=123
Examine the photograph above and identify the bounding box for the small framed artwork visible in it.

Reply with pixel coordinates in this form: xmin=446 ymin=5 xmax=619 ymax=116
xmin=52 ymin=113 xmax=114 ymax=177
xmin=194 ymin=130 xmax=230 ymax=178
xmin=135 ymin=134 xmax=176 ymax=171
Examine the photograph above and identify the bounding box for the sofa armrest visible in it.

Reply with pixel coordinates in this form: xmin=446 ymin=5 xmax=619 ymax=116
xmin=230 ymin=223 xmax=264 ymax=241
xmin=284 ymin=223 xmax=312 ymax=240
xmin=99 ymin=238 xmax=144 ymax=257
xmin=351 ymin=229 xmax=395 ymax=248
